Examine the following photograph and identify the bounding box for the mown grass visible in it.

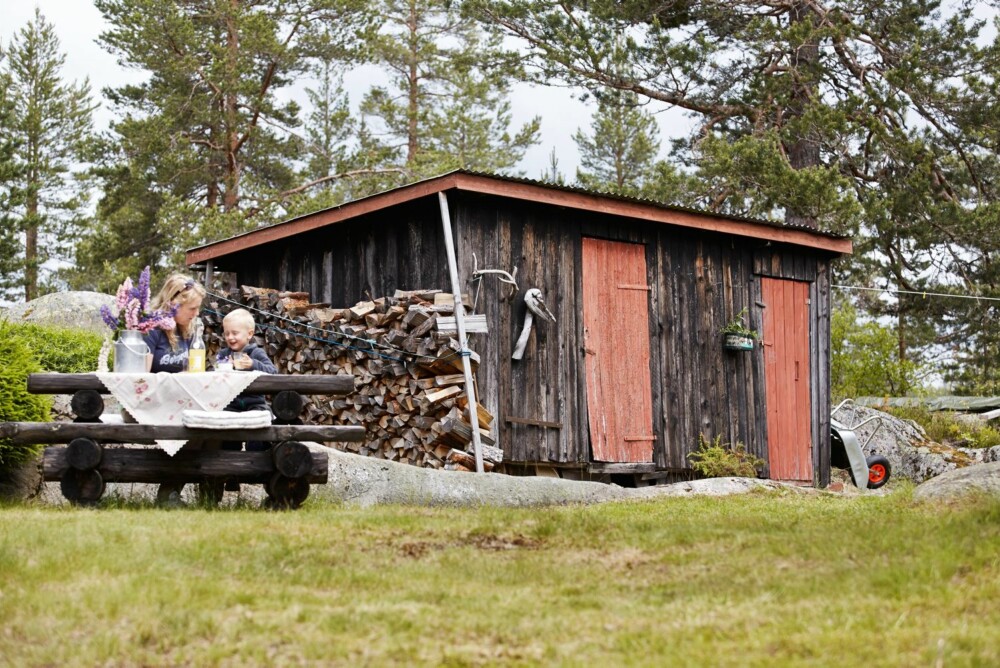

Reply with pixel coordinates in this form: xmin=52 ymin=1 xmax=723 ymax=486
xmin=1 ymin=488 xmax=999 ymax=666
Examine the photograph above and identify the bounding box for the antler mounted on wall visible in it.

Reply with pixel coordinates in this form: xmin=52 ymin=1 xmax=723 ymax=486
xmin=471 ymin=253 xmax=519 ymax=303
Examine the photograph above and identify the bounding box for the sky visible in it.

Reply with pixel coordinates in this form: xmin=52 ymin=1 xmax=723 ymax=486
xmin=0 ymin=0 xmax=642 ymax=181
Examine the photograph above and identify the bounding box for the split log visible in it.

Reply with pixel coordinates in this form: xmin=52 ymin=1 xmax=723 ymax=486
xmin=446 ymin=448 xmax=495 ymax=472
xmin=200 ymin=286 xmax=504 ymax=472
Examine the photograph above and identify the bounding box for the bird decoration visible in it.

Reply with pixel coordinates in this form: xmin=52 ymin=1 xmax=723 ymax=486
xmin=513 ymin=288 xmax=555 ymax=360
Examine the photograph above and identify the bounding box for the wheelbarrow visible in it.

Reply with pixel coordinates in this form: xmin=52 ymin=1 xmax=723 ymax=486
xmin=831 ymin=399 xmax=892 ymax=489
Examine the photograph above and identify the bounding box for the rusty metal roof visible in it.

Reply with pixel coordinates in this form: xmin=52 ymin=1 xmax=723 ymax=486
xmin=186 ymin=169 xmax=852 ymax=265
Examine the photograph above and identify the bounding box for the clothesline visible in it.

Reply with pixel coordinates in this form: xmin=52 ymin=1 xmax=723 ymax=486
xmin=833 ymin=284 xmax=1000 ymax=303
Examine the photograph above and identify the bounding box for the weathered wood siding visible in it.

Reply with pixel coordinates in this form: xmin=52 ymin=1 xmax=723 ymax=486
xmin=228 ymin=198 xmax=450 ymax=306
xmin=214 ymin=190 xmax=834 ymax=483
xmin=453 ymin=193 xmax=583 ymax=463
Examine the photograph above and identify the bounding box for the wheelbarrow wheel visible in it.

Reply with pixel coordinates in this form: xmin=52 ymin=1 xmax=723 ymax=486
xmin=865 ymin=455 xmax=891 ymax=489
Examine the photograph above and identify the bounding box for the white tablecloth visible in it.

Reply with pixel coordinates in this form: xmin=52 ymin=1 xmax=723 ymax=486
xmin=96 ymin=371 xmax=263 ymax=455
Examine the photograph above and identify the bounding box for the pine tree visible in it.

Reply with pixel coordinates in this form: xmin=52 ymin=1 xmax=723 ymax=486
xmin=280 ymin=55 xmax=408 ymax=213
xmin=471 ymin=0 xmax=984 ymax=231
xmin=2 ymin=9 xmax=94 ymax=302
xmin=0 ymin=54 xmax=23 ymax=295
xmin=362 ymin=0 xmax=539 ymax=182
xmin=302 ymin=62 xmax=357 ymax=193
xmin=540 ymin=147 xmax=565 ymax=185
xmin=472 ymin=0 xmax=997 ymax=389
xmin=573 ymin=90 xmax=660 ymax=196
xmin=69 ymin=0 xmax=371 ymax=289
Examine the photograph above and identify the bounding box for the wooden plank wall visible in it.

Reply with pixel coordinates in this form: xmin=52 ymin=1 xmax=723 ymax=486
xmin=454 ymin=194 xmax=583 ymax=463
xmin=450 ymin=192 xmax=779 ymax=467
xmin=650 ymin=229 xmax=763 ymax=468
xmin=220 ymin=191 xmax=834 ymax=480
xmin=230 ymin=199 xmax=450 ymax=307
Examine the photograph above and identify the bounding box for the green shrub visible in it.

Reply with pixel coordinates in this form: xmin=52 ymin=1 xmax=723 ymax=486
xmin=0 ymin=320 xmax=50 ymax=471
xmin=831 ymin=302 xmax=922 ymax=399
xmin=688 ymin=433 xmax=764 ymax=478
xmin=882 ymin=405 xmax=1000 ymax=449
xmin=15 ymin=322 xmax=103 ymax=373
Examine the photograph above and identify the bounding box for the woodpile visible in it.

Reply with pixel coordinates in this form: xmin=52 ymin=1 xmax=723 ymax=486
xmin=203 ymin=286 xmax=500 ymax=471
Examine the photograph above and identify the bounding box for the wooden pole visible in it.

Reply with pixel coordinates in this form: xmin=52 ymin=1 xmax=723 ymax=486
xmin=437 ymin=192 xmax=484 ymax=473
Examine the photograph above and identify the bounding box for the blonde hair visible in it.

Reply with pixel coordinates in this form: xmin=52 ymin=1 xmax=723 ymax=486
xmin=222 ymin=308 xmax=255 ymax=333
xmin=151 ymin=273 xmax=206 ymax=349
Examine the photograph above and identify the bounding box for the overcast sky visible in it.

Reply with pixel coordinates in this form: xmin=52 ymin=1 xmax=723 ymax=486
xmin=0 ymin=0 xmax=636 ymax=180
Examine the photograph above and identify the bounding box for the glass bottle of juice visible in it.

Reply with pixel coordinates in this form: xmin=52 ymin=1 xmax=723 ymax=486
xmin=188 ymin=320 xmax=206 ymax=372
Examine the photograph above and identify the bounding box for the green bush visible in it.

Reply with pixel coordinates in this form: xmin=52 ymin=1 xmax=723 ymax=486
xmin=0 ymin=320 xmax=50 ymax=471
xmin=882 ymin=405 xmax=1000 ymax=449
xmin=831 ymin=302 xmax=922 ymax=399
xmin=15 ymin=322 xmax=103 ymax=373
xmin=688 ymin=433 xmax=765 ymax=478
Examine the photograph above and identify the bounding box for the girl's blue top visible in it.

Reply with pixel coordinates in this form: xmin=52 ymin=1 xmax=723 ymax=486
xmin=144 ymin=328 xmax=191 ymax=373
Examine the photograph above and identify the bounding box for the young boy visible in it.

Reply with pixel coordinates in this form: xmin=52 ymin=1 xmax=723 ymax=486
xmin=217 ymin=308 xmax=277 ymax=453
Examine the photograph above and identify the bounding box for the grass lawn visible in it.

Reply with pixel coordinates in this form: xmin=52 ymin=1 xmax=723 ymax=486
xmin=1 ymin=486 xmax=998 ymax=666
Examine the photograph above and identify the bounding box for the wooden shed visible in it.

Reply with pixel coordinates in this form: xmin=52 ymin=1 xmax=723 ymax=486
xmin=186 ymin=171 xmax=851 ymax=486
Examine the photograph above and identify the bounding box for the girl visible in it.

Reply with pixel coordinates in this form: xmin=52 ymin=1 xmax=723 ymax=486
xmin=143 ymin=274 xmax=206 ymax=372
xmin=141 ymin=273 xmax=207 ymax=507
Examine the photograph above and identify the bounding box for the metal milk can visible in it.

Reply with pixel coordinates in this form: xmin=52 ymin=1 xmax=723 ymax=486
xmin=113 ymin=330 xmax=150 ymax=373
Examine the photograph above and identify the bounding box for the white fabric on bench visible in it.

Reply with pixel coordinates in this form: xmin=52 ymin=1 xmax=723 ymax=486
xmin=181 ymin=409 xmax=272 ymax=429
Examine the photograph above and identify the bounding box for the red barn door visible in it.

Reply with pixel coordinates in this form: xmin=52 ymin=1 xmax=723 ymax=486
xmin=582 ymin=238 xmax=655 ymax=462
xmin=760 ymin=277 xmax=813 ymax=482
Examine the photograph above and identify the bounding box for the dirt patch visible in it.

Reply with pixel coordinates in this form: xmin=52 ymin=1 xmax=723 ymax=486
xmin=398 ymin=533 xmax=542 ymax=559
xmin=462 ymin=532 xmax=542 ymax=551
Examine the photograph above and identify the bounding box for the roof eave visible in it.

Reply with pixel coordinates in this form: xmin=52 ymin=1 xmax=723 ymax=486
xmin=185 ymin=171 xmax=851 ymax=265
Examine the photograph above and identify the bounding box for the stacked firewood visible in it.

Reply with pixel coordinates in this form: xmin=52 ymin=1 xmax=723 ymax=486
xmin=202 ymin=286 xmax=500 ymax=471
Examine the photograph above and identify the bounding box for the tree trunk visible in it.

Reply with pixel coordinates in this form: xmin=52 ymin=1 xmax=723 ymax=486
xmin=783 ymin=2 xmax=820 ymax=229
xmin=406 ymin=0 xmax=419 ymax=165
xmin=24 ymin=188 xmax=38 ymax=301
xmin=223 ymin=0 xmax=241 ymax=212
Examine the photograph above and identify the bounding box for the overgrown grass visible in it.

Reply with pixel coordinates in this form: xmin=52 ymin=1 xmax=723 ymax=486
xmin=883 ymin=404 xmax=1000 ymax=449
xmin=1 ymin=489 xmax=999 ymax=666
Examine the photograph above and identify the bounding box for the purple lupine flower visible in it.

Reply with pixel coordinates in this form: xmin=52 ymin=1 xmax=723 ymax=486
xmin=137 ymin=266 xmax=151 ymax=311
xmin=138 ymin=311 xmax=175 ymax=333
xmin=102 ymin=269 xmax=179 ymax=336
xmin=100 ymin=304 xmax=120 ymax=330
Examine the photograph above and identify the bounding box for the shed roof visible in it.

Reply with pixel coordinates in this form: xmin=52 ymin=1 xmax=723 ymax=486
xmin=186 ymin=170 xmax=852 ymax=265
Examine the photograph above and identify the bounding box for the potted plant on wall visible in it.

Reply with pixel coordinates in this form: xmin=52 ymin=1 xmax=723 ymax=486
xmin=721 ymin=308 xmax=758 ymax=351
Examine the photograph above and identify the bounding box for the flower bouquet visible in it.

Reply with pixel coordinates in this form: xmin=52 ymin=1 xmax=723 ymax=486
xmin=100 ymin=266 xmax=176 ymax=338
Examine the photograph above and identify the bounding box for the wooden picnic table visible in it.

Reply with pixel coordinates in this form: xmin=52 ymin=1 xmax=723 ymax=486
xmin=3 ymin=372 xmax=364 ymax=508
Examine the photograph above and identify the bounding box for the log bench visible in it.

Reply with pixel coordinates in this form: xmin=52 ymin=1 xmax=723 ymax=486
xmin=1 ymin=373 xmax=364 ymax=508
